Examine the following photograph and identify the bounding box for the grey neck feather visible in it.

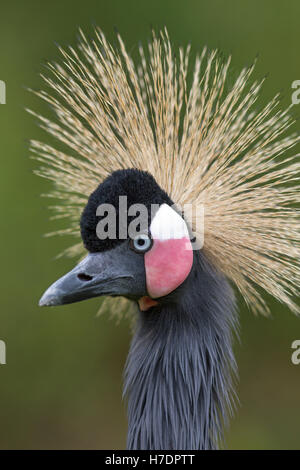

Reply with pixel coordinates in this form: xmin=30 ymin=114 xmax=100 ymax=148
xmin=124 ymin=253 xmax=238 ymax=450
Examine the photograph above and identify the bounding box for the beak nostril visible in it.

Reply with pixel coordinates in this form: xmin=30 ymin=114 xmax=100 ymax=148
xmin=77 ymin=273 xmax=93 ymax=282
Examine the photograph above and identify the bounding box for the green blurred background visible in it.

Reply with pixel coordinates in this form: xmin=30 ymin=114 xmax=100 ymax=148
xmin=0 ymin=0 xmax=299 ymax=449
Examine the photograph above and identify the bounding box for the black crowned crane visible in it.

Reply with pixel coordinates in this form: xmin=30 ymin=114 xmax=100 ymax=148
xmin=31 ymin=29 xmax=300 ymax=450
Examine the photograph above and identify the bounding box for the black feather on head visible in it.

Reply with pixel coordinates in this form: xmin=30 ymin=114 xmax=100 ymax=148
xmin=80 ymin=168 xmax=173 ymax=252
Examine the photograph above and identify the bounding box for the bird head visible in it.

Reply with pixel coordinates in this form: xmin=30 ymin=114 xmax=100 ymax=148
xmin=39 ymin=169 xmax=194 ymax=310
xmin=32 ymin=28 xmax=300 ymax=318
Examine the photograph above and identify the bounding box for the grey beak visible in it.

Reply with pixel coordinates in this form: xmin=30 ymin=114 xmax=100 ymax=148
xmin=39 ymin=247 xmax=146 ymax=307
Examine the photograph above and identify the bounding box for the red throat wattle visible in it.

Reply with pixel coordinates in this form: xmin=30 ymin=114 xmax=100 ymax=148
xmin=138 ymin=296 xmax=159 ymax=311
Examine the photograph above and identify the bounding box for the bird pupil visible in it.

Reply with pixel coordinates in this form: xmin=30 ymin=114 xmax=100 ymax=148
xmin=137 ymin=238 xmax=145 ymax=246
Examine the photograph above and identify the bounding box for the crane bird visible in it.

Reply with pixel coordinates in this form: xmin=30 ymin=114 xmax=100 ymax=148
xmin=32 ymin=29 xmax=300 ymax=450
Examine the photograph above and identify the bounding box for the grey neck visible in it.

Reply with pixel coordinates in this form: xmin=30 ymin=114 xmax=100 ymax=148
xmin=124 ymin=253 xmax=238 ymax=450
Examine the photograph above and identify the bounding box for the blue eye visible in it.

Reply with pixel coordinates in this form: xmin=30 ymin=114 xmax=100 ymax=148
xmin=131 ymin=234 xmax=152 ymax=253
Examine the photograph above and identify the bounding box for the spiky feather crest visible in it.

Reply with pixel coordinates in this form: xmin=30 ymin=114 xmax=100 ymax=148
xmin=30 ymin=28 xmax=300 ymax=316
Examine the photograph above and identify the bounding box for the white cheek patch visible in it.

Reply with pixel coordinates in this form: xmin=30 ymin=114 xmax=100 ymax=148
xmin=150 ymin=204 xmax=190 ymax=240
